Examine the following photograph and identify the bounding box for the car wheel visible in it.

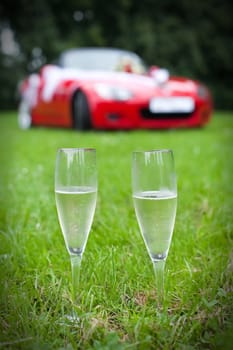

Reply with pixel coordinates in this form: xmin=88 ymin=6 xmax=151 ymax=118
xmin=73 ymin=90 xmax=92 ymax=130
xmin=18 ymin=100 xmax=32 ymax=129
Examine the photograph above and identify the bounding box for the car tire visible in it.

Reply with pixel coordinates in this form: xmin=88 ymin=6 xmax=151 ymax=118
xmin=18 ymin=100 xmax=32 ymax=129
xmin=73 ymin=90 xmax=92 ymax=130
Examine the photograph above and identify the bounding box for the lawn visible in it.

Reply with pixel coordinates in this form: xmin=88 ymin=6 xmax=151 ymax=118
xmin=0 ymin=111 xmax=232 ymax=349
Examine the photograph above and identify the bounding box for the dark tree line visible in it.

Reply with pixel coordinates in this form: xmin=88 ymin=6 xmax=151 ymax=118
xmin=0 ymin=0 xmax=232 ymax=109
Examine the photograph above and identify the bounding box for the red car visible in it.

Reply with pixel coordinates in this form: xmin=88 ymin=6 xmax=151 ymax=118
xmin=18 ymin=47 xmax=213 ymax=130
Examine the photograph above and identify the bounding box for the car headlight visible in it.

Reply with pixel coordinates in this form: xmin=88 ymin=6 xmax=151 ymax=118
xmin=94 ymin=83 xmax=133 ymax=101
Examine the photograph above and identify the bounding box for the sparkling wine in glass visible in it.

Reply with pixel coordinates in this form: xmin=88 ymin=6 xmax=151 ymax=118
xmin=55 ymin=148 xmax=97 ymax=321
xmin=132 ymin=149 xmax=177 ymax=304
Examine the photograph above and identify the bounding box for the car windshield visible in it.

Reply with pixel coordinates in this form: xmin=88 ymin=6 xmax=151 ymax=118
xmin=59 ymin=48 xmax=147 ymax=74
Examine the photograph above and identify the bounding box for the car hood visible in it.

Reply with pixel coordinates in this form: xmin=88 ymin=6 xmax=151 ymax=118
xmin=71 ymin=69 xmax=198 ymax=94
xmin=40 ymin=65 xmax=199 ymax=102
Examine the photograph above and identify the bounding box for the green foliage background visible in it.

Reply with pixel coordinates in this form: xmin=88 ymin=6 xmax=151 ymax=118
xmin=0 ymin=0 xmax=232 ymax=109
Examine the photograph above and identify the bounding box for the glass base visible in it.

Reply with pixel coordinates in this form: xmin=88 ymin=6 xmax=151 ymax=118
xmin=58 ymin=309 xmax=80 ymax=325
xmin=64 ymin=313 xmax=80 ymax=323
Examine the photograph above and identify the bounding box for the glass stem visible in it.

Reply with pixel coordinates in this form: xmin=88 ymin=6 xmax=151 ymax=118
xmin=70 ymin=254 xmax=82 ymax=304
xmin=152 ymin=259 xmax=165 ymax=305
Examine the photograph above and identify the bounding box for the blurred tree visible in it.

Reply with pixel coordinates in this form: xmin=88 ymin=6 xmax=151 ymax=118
xmin=0 ymin=0 xmax=60 ymax=108
xmin=0 ymin=0 xmax=232 ymax=109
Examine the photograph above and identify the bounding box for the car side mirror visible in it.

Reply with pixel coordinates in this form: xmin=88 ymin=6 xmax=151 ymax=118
xmin=149 ymin=66 xmax=170 ymax=84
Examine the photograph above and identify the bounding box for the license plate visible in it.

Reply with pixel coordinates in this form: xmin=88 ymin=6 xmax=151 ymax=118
xmin=149 ymin=97 xmax=195 ymax=113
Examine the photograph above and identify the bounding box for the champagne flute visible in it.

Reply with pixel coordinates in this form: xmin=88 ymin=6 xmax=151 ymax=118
xmin=132 ymin=149 xmax=177 ymax=305
xmin=55 ymin=148 xmax=97 ymax=321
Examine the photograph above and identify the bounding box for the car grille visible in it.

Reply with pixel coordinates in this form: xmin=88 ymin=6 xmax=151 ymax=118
xmin=140 ymin=108 xmax=193 ymax=120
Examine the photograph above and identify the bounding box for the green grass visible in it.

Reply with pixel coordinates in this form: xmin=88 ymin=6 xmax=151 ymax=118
xmin=0 ymin=112 xmax=232 ymax=349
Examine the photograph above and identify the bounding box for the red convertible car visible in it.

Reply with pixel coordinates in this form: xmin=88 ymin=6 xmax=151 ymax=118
xmin=18 ymin=47 xmax=213 ymax=130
